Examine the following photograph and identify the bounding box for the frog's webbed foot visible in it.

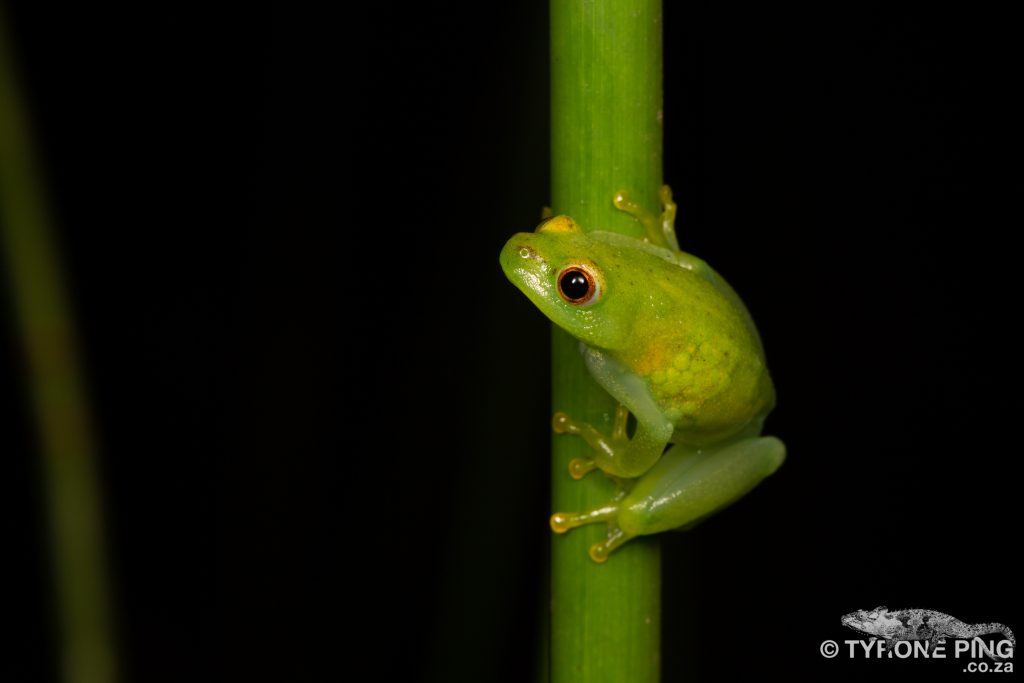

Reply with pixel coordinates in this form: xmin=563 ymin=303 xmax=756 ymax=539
xmin=552 ymin=404 xmax=630 ymax=480
xmin=550 ymin=505 xmax=635 ymax=564
xmin=613 ymin=184 xmax=679 ymax=251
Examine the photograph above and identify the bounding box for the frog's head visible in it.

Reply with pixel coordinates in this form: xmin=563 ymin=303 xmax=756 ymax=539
xmin=500 ymin=216 xmax=635 ymax=350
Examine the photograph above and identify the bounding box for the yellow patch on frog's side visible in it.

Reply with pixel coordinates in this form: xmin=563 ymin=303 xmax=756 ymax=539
xmin=647 ymin=337 xmax=743 ymax=426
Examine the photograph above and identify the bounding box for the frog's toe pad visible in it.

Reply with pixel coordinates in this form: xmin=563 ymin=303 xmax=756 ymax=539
xmin=568 ymin=457 xmax=596 ymax=479
xmin=550 ymin=513 xmax=572 ymax=534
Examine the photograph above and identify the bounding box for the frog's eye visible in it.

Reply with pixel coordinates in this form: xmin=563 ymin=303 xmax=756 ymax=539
xmin=557 ymin=265 xmax=600 ymax=306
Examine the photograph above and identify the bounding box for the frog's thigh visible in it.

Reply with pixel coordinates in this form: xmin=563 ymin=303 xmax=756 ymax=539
xmin=618 ymin=437 xmax=786 ymax=536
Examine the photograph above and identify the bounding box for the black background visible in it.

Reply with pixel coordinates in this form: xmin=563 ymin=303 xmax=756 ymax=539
xmin=4 ymin=3 xmax=1021 ymax=682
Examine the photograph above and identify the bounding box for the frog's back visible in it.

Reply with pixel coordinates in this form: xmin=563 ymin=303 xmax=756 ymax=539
xmin=615 ymin=246 xmax=775 ymax=445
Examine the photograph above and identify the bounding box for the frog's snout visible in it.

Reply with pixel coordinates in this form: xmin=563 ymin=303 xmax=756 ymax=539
xmin=500 ymin=233 xmax=548 ymax=278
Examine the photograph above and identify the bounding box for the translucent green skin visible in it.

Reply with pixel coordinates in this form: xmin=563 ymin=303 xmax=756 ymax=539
xmin=500 ymin=212 xmax=785 ymax=561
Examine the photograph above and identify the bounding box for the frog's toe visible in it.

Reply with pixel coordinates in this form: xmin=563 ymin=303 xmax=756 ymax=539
xmin=551 ymin=411 xmax=573 ymax=434
xmin=550 ymin=504 xmax=637 ymax=562
xmin=659 ymin=184 xmax=674 ymax=207
xmin=568 ymin=457 xmax=596 ymax=479
xmin=612 ymin=190 xmax=634 ymax=211
xmin=549 ymin=503 xmax=619 ymax=534
xmin=549 ymin=512 xmax=574 ymax=534
xmin=588 ymin=527 xmax=633 ymax=564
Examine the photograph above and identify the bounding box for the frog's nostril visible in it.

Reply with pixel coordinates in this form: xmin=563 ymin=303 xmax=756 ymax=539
xmin=519 ymin=246 xmax=533 ymax=259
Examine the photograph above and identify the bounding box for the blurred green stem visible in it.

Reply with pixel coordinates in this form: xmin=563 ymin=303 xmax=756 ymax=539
xmin=0 ymin=11 xmax=118 ymax=683
xmin=549 ymin=1 xmax=663 ymax=682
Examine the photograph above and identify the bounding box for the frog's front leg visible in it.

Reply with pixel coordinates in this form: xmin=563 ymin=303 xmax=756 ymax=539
xmin=613 ymin=184 xmax=679 ymax=251
xmin=551 ymin=436 xmax=786 ymax=562
xmin=552 ymin=405 xmax=670 ymax=480
xmin=553 ymin=403 xmax=628 ymax=479
xmin=554 ymin=345 xmax=676 ymax=479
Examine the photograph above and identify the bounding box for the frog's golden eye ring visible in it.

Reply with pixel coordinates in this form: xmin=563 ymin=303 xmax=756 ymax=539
xmin=557 ymin=265 xmax=600 ymax=306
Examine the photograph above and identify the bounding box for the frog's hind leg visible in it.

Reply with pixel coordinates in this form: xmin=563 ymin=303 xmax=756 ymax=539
xmin=613 ymin=184 xmax=679 ymax=251
xmin=550 ymin=504 xmax=635 ymax=563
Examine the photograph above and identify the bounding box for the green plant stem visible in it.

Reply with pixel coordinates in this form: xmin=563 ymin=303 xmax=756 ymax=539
xmin=549 ymin=1 xmax=663 ymax=682
xmin=0 ymin=12 xmax=118 ymax=683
